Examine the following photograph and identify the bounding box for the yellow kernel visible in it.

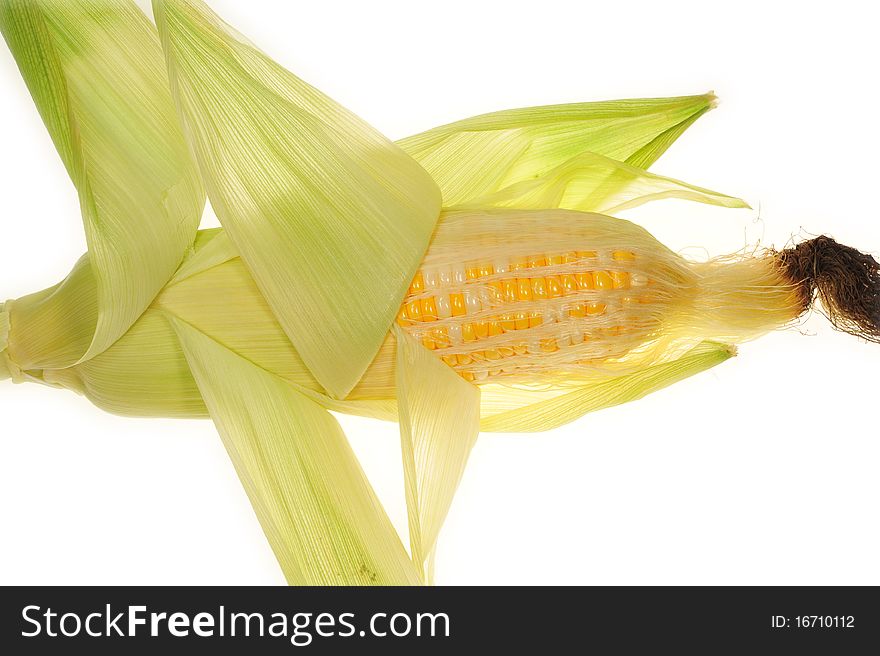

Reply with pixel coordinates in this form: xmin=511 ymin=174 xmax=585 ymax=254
xmin=500 ymin=313 xmax=516 ymax=331
xmin=564 ymin=251 xmax=578 ymax=263
xmin=422 ymin=336 xmax=436 ymax=350
xmin=586 ymin=302 xmax=606 ymax=315
xmin=488 ymin=320 xmax=504 ymax=336
xmin=517 ymin=278 xmax=533 ymax=301
xmin=442 ymin=354 xmax=457 ymax=367
xmin=421 ymin=297 xmax=438 ymax=321
xmin=576 ymin=250 xmax=597 ymax=259
xmin=484 ymin=348 xmax=503 ymax=361
xmin=474 ymin=321 xmax=489 ymax=339
xmin=460 ymin=372 xmax=475 ymax=382
xmin=479 ymin=263 xmax=495 ymax=277
xmin=528 ymin=312 xmax=543 ymax=328
xmin=405 ymin=300 xmax=422 ymax=321
xmin=612 ymin=250 xmax=636 ymax=262
xmin=569 ymin=304 xmax=587 ymax=318
xmin=576 ymin=272 xmax=594 ymax=289
xmin=462 ymin=323 xmax=476 ymax=342
xmin=409 ymin=272 xmax=424 ymax=293
xmin=561 ymin=274 xmax=578 ymax=295
xmin=514 ymin=312 xmax=529 ymax=330
xmin=531 ymin=277 xmax=548 ymax=300
xmin=498 ymin=346 xmax=515 ymax=357
xmin=528 ymin=255 xmax=547 ymax=268
xmin=548 ymin=254 xmax=565 ymax=266
xmin=545 ymin=276 xmax=563 ymax=298
xmin=512 ymin=343 xmax=529 ymax=355
xmin=611 ymin=271 xmax=630 ymax=289
xmin=510 ymin=256 xmax=529 ymax=271
xmin=594 ymin=271 xmax=614 ymax=290
xmin=456 ymin=353 xmax=473 ymax=365
xmin=502 ymin=280 xmax=518 ymax=303
xmin=466 ymin=265 xmax=481 ymax=280
xmin=450 ymin=293 xmax=466 ymax=317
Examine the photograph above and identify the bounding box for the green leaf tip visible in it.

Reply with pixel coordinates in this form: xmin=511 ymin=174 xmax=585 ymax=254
xmin=398 ymin=92 xmax=718 ymax=206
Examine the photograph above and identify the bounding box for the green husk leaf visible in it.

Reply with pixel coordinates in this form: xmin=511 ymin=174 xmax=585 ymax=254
xmin=68 ymin=308 xmax=204 ymax=417
xmin=0 ymin=0 xmax=204 ymax=364
xmin=625 ymin=109 xmax=706 ymax=170
xmin=0 ymin=304 xmax=11 ymax=381
xmin=2 ymin=255 xmax=96 ymax=371
xmin=167 ymin=314 xmax=421 ymax=586
xmin=154 ymin=0 xmax=442 ymax=399
xmin=458 ymin=151 xmax=748 ymax=213
xmin=397 ymin=93 xmax=715 ymax=205
xmin=480 ymin=341 xmax=736 ymax=433
xmin=394 ymin=327 xmax=480 ymax=577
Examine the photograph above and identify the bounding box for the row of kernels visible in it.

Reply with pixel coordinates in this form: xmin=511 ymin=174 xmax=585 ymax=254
xmin=402 ymin=288 xmax=638 ymax=338
xmin=440 ymin=329 xmax=614 ymax=380
xmin=409 ymin=265 xmax=634 ymax=307
xmin=412 ymin=263 xmax=491 ymax=294
xmin=483 ymin=269 xmax=630 ymax=306
xmin=399 ymin=291 xmax=484 ymax=324
xmin=408 ymin=249 xmax=638 ymax=294
xmin=409 ymin=292 xmax=636 ymax=348
xmin=569 ymin=301 xmax=607 ymax=318
xmin=419 ymin=308 xmax=550 ymax=350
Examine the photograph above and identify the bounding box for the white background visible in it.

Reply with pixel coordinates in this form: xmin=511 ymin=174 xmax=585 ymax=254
xmin=1 ymin=0 xmax=878 ymax=585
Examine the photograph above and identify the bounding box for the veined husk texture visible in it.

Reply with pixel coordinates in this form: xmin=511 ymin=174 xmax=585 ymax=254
xmin=5 ymin=208 xmax=804 ymax=430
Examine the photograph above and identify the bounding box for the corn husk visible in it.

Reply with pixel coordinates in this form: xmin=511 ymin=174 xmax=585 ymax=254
xmin=0 ymin=0 xmax=204 ymax=367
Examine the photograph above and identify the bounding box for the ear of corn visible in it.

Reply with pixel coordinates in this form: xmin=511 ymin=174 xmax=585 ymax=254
xmin=153 ymin=0 xmax=442 ymax=400
xmin=396 ymin=92 xmax=717 ymax=206
xmin=8 ymin=0 xmax=863 ymax=588
xmin=0 ymin=0 xmax=204 ymax=365
xmin=169 ymin=314 xmax=421 ymax=585
xmin=394 ymin=326 xmax=481 ymax=580
xmin=54 ymin=205 xmax=767 ymax=418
